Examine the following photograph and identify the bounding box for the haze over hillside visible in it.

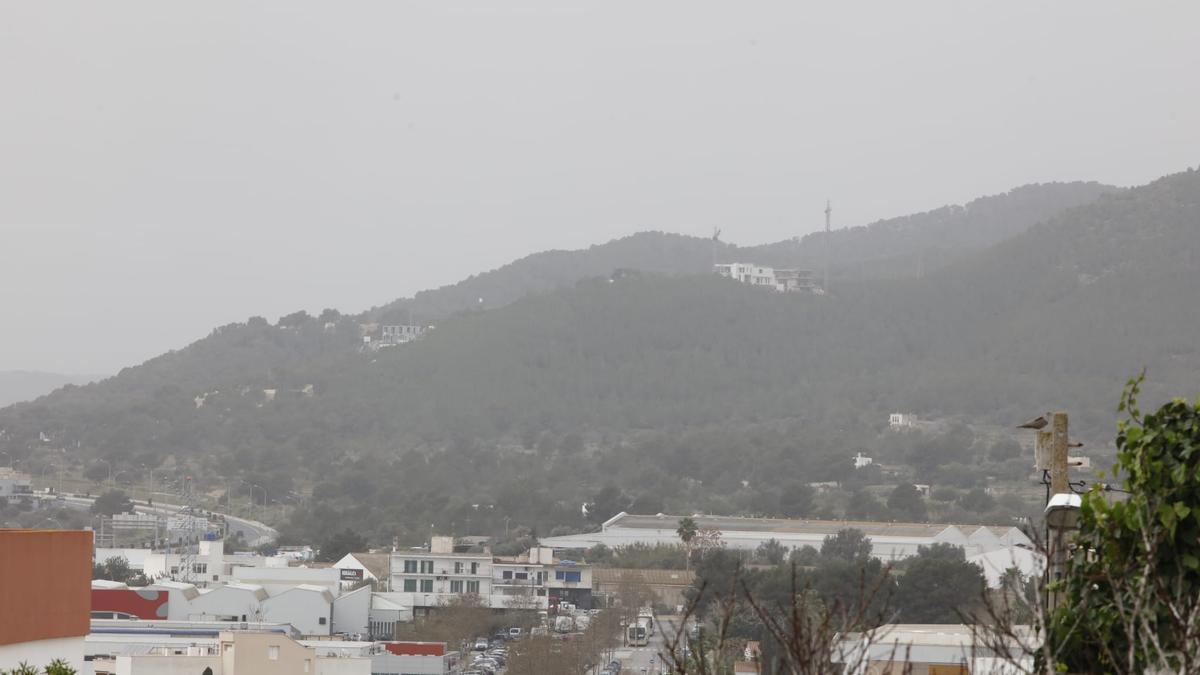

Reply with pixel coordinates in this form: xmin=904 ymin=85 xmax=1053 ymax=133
xmin=0 ymin=371 xmax=101 ymax=408
xmin=372 ymin=181 xmax=1114 ymax=323
xmin=2 ymin=168 xmax=1196 ymax=544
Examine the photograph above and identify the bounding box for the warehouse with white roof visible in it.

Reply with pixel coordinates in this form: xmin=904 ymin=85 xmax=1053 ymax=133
xmin=539 ymin=512 xmax=1035 ymax=563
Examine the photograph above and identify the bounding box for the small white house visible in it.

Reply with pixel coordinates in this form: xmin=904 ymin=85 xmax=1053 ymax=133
xmin=852 ymin=452 xmax=874 ymax=469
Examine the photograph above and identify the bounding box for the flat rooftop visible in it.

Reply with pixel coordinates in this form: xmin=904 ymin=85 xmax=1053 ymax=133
xmin=608 ymin=513 xmax=1011 ymax=539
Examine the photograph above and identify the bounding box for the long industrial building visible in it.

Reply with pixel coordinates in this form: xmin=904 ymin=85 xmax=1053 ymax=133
xmin=539 ymin=512 xmax=1034 ymax=561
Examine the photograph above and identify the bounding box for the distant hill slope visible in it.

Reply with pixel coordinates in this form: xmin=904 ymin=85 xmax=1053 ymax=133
xmin=0 ymin=171 xmax=1187 ymax=456
xmin=0 ymin=371 xmax=100 ymax=408
xmin=371 ymin=181 xmax=1115 ymax=322
xmin=3 ymin=170 xmax=1192 ymax=545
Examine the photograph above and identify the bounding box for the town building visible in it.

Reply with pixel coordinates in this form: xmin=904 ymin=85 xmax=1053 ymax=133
xmin=539 ymin=512 xmax=1034 ymax=562
xmin=373 ymin=641 xmax=460 ymax=674
xmin=379 ymin=324 xmax=428 ymax=346
xmin=835 ymin=624 xmax=1035 ymax=674
xmin=889 ymin=413 xmax=917 ymax=430
xmin=0 ymin=529 xmax=91 ymax=672
xmin=0 ymin=468 xmax=33 ymax=503
xmin=89 ymin=629 xmax=371 ymax=675
xmin=853 ymin=452 xmax=874 ymax=469
xmin=331 ymin=551 xmax=391 ymax=588
xmin=591 ymin=568 xmax=696 ymax=610
xmin=368 ymin=594 xmax=413 ymax=640
xmin=388 ymin=537 xmax=492 ymax=615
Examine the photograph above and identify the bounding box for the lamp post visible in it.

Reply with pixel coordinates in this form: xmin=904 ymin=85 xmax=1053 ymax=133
xmin=96 ymin=459 xmax=113 ymax=489
xmin=1044 ymin=493 xmax=1081 ymax=611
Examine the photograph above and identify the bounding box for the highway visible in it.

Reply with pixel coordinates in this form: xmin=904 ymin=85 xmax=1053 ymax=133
xmin=52 ymin=494 xmax=278 ymax=547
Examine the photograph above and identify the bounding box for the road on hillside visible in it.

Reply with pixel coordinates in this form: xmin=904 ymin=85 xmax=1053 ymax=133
xmin=52 ymin=494 xmax=278 ymax=546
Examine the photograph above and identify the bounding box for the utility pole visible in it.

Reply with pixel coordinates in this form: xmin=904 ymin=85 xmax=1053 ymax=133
xmin=1049 ymin=411 xmax=1070 ymax=495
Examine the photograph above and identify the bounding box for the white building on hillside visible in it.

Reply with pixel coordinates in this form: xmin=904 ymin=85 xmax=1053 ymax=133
xmin=715 ymin=263 xmax=777 ymax=288
xmin=715 ymin=263 xmax=821 ymax=293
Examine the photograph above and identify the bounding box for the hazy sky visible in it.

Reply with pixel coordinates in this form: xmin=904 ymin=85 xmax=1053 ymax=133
xmin=2 ymin=2 xmax=1197 ymax=375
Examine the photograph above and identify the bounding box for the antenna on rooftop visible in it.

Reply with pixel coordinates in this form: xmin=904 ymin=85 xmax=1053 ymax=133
xmin=823 ymin=200 xmax=832 ymax=293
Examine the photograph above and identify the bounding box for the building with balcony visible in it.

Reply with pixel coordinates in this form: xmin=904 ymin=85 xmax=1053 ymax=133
xmin=388 ymin=537 xmax=491 ymax=616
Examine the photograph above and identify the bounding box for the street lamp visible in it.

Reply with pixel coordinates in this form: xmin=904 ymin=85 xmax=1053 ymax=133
xmin=1044 ymin=492 xmax=1082 ymax=612
xmin=95 ymin=459 xmax=113 ymax=489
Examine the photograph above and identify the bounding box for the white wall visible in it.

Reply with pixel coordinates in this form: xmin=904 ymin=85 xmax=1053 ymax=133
xmin=187 ymin=587 xmax=264 ymax=622
xmin=0 ymin=636 xmax=85 ymax=673
xmin=370 ymin=652 xmax=447 ymax=675
xmin=314 ymin=657 xmax=371 ymax=675
xmin=262 ymin=590 xmax=332 ymax=636
xmin=116 ymin=654 xmax=222 ymax=675
xmin=332 ymin=586 xmax=370 ymax=637
xmin=232 ymin=566 xmax=341 ymax=595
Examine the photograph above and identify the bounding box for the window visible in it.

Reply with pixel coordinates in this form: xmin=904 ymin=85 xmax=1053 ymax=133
xmin=450 ymin=580 xmax=464 ymax=593
xmin=555 ymin=571 xmax=582 ymax=583
xmin=319 ymin=616 xmax=327 ymax=625
xmin=403 ymin=560 xmax=418 ymax=573
xmin=268 ymin=646 xmax=279 ymax=661
xmin=420 ymin=560 xmax=434 ymax=574
xmin=403 ymin=579 xmax=417 ymax=592
xmin=454 ymin=562 xmax=463 ymax=574
xmin=466 ymin=580 xmax=480 ymax=593
xmin=515 ymin=572 xmax=528 ymax=580
xmin=470 ymin=562 xmax=479 ymax=574
xmin=502 ymin=571 xmax=513 ymax=580
xmin=420 ymin=579 xmax=433 ymax=593
xmin=192 ymin=563 xmax=207 ymax=574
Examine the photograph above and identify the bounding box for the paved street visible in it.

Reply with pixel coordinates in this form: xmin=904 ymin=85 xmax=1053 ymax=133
xmin=615 ymin=616 xmax=686 ymax=674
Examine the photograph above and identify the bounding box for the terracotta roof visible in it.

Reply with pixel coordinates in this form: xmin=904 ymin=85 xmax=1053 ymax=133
xmin=351 ymin=552 xmax=391 ymax=580
xmin=592 ymin=568 xmax=695 ymax=587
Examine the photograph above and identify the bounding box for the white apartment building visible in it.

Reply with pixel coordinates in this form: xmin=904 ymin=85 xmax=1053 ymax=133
xmin=386 ymin=538 xmax=593 ymax=612
xmin=388 ymin=537 xmax=491 ymax=615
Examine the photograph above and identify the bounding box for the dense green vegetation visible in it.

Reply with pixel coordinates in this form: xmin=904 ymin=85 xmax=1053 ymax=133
xmin=0 ymin=170 xmax=1196 ymax=546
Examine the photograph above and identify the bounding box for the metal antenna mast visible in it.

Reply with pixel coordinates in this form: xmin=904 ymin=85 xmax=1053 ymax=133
xmin=823 ymin=200 xmax=832 ymax=293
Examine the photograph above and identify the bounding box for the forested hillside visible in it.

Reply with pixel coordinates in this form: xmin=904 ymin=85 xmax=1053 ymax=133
xmin=1 ymin=170 xmax=1192 ymax=547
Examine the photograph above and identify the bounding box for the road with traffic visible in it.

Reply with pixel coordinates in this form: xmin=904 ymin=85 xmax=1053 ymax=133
xmin=52 ymin=494 xmax=278 ymax=546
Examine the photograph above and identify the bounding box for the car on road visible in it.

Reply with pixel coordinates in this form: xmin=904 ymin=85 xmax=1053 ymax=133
xmin=508 ymin=626 xmax=523 ymax=639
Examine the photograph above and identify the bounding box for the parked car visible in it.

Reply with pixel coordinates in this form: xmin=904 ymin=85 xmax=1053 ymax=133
xmin=473 ymin=637 xmax=489 ymax=651
xmin=508 ymin=626 xmax=524 ymax=639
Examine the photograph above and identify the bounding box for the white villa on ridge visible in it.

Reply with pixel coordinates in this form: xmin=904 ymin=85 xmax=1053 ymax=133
xmin=714 ymin=263 xmax=821 ymax=293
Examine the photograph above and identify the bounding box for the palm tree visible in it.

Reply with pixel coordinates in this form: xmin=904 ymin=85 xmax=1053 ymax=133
xmin=677 ymin=517 xmax=698 ymax=571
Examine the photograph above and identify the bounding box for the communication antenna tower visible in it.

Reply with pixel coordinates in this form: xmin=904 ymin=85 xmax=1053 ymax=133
xmin=823 ymin=200 xmax=832 ymax=293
